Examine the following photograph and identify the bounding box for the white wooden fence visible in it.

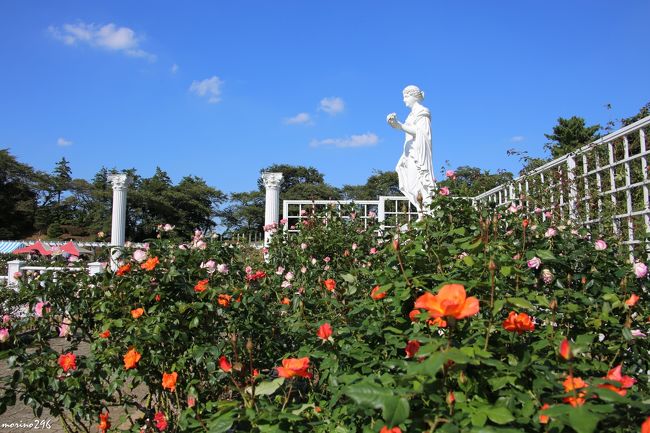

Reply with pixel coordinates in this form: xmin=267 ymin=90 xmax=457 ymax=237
xmin=474 ymin=115 xmax=650 ymax=251
xmin=278 ymin=116 xmax=650 ymax=253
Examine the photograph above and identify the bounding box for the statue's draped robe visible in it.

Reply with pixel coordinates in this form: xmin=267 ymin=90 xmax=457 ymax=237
xmin=395 ymin=104 xmax=436 ymax=212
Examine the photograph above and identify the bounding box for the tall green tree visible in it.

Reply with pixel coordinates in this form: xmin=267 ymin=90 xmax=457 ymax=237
xmin=544 ymin=116 xmax=600 ymax=158
xmin=0 ymin=149 xmax=43 ymax=238
xmin=53 ymin=157 xmax=72 ymax=204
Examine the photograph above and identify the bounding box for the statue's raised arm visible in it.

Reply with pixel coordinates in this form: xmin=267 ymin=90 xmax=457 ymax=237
xmin=387 ymin=85 xmax=436 ymax=218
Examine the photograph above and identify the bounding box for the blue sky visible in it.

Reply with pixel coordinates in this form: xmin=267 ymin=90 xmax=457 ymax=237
xmin=1 ymin=1 xmax=649 ymax=195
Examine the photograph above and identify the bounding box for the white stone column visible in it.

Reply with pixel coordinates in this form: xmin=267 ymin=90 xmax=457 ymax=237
xmin=108 ymin=174 xmax=131 ymax=270
xmin=262 ymin=172 xmax=284 ymax=247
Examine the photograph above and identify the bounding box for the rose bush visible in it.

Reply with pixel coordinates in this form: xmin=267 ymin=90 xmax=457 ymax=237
xmin=0 ymin=197 xmax=648 ymax=432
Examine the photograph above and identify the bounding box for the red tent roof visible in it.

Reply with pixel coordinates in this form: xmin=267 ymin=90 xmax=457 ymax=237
xmin=59 ymin=241 xmax=91 ymax=256
xmin=12 ymin=241 xmax=52 ymax=256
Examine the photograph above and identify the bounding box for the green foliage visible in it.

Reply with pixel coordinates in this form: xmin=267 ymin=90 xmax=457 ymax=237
xmin=2 ymin=196 xmax=648 ymax=432
xmin=544 ymin=116 xmax=600 ymax=158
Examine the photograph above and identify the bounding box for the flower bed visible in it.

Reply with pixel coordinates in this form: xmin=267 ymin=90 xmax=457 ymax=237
xmin=0 ymin=197 xmax=648 ymax=432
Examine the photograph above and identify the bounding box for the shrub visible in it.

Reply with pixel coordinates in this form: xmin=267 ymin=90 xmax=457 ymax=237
xmin=0 ymin=197 xmax=648 ymax=432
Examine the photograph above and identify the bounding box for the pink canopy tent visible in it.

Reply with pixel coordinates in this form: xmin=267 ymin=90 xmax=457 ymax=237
xmin=12 ymin=241 xmax=52 ymax=256
xmin=60 ymin=241 xmax=92 ymax=257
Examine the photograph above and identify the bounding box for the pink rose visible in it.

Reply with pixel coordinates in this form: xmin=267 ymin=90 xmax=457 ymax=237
xmin=544 ymin=211 xmax=552 ymax=218
xmin=201 ymin=260 xmax=216 ymax=274
xmin=216 ymin=264 xmax=229 ymax=274
xmin=279 ymin=218 xmax=288 ymax=225
xmin=163 ymin=224 xmax=174 ymax=231
xmin=35 ymin=301 xmax=50 ymax=318
xmin=324 ymin=257 xmax=331 ymax=263
xmin=544 ymin=228 xmax=557 ymax=238
xmin=58 ymin=319 xmax=71 ymax=337
xmin=300 ymin=243 xmax=308 ymax=250
xmin=527 ymin=257 xmax=542 ymax=269
xmin=352 ymin=243 xmax=358 ymax=251
xmin=276 ymin=266 xmax=285 ymax=275
xmin=439 ymin=187 xmax=450 ymax=196
xmin=369 ymin=248 xmax=378 ymax=255
xmin=594 ymin=240 xmax=607 ymax=251
xmin=300 ymin=266 xmax=307 ymax=274
xmin=13 ymin=272 xmax=22 ymax=279
xmin=133 ymin=249 xmax=148 ymax=263
xmin=281 ymin=280 xmax=292 ymax=288
xmin=633 ymin=262 xmax=648 ymax=279
xmin=0 ymin=329 xmax=8 ymax=343
xmin=534 ymin=207 xmax=543 ymax=214
xmin=285 ymin=272 xmax=294 ymax=281
xmin=445 ymin=169 xmax=456 ymax=179
xmin=2 ymin=315 xmax=10 ymax=324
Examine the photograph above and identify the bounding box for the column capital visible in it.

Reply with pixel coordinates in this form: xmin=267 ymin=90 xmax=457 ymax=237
xmin=262 ymin=172 xmax=284 ymax=189
xmin=108 ymin=173 xmax=131 ymax=190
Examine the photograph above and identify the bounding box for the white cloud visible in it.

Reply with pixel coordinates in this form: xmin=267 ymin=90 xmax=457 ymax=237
xmin=171 ymin=63 xmax=179 ymax=74
xmin=310 ymin=133 xmax=378 ymax=148
xmin=319 ymin=97 xmax=345 ymax=115
xmin=284 ymin=112 xmax=312 ymax=125
xmin=57 ymin=137 xmax=72 ymax=146
xmin=189 ymin=76 xmax=224 ymax=103
xmin=48 ymin=22 xmax=156 ymax=61
xmin=510 ymin=135 xmax=525 ymax=143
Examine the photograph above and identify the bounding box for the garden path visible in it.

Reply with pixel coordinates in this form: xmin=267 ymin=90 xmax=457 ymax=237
xmin=0 ymin=338 xmax=147 ymax=433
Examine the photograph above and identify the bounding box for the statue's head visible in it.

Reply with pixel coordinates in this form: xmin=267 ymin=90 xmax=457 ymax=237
xmin=402 ymin=85 xmax=424 ymax=101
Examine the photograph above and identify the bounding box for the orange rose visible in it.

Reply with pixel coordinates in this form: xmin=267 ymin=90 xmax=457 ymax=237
xmin=598 ymin=364 xmax=636 ymax=397
xmin=317 ymin=323 xmax=333 ymax=341
xmin=162 ymin=371 xmax=178 ymax=392
xmin=559 ymin=338 xmax=572 ymax=360
xmin=502 ymin=311 xmax=535 ymax=334
xmin=58 ymin=352 xmax=77 ymax=372
xmin=414 ymin=284 xmax=479 ymax=320
xmin=281 ymin=297 xmax=291 ymax=305
xmin=323 ymin=279 xmax=336 ymax=292
xmin=562 ymin=375 xmax=587 ymax=407
xmin=98 ymin=412 xmax=110 ymax=433
xmin=276 ymin=357 xmax=311 ymax=379
xmin=428 ymin=317 xmax=448 ymax=328
xmin=194 ymin=279 xmax=209 ymax=293
xmin=141 ymin=257 xmax=159 ymax=271
xmin=625 ymin=293 xmax=640 ymax=307
xmin=642 ymin=417 xmax=650 ymax=433
xmin=218 ymin=294 xmax=232 ymax=307
xmin=99 ymin=329 xmax=111 ymax=338
xmin=130 ymin=308 xmax=144 ymax=319
xmin=116 ymin=263 xmax=131 ymax=276
xmin=539 ymin=403 xmax=550 ymax=424
xmin=380 ymin=427 xmax=402 ymax=433
xmin=370 ymin=286 xmax=387 ymax=300
xmin=123 ymin=348 xmax=141 ymax=370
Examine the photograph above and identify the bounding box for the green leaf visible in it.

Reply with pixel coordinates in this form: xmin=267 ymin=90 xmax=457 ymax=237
xmin=500 ymin=266 xmax=512 ymax=277
xmin=341 ymin=273 xmax=356 ymax=283
xmin=246 ymin=377 xmax=284 ymax=396
xmin=622 ymin=327 xmax=633 ymax=341
xmin=506 ymin=297 xmax=534 ymax=310
xmin=463 ymin=255 xmax=475 ymax=266
xmin=485 ymin=406 xmax=515 ymax=425
xmin=471 ymin=412 xmax=487 ymax=427
xmin=488 ymin=376 xmax=515 ymax=391
xmin=206 ymin=411 xmax=235 ymax=433
xmin=343 ymin=382 xmax=389 ymax=409
xmin=536 ymin=250 xmax=556 ymax=261
xmin=381 ymin=396 xmax=409 ymax=426
xmin=568 ymin=406 xmax=600 ymax=433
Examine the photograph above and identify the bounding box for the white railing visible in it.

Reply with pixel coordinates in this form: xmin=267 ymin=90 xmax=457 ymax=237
xmin=474 ymin=115 xmax=650 ymax=250
xmin=275 ymin=116 xmax=650 ymax=252
xmin=282 ymin=197 xmax=419 ymax=233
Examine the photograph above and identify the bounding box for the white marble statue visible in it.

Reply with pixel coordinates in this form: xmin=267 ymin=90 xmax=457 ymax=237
xmin=387 ymin=85 xmax=436 ymax=216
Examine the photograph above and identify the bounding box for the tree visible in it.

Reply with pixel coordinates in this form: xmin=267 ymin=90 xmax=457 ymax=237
xmin=620 ymin=101 xmax=650 ymax=127
xmin=53 ymin=157 xmax=72 ymax=204
xmin=440 ymin=166 xmax=514 ymax=197
xmin=544 ymin=116 xmax=600 ymax=158
xmin=0 ymin=149 xmax=42 ymax=238
xmin=341 ymin=170 xmax=400 ymax=200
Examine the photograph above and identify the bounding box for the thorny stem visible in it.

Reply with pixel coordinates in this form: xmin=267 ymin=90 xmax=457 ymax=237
xmin=484 ymin=264 xmax=496 ymax=351
xmin=281 ymin=381 xmax=294 ymax=411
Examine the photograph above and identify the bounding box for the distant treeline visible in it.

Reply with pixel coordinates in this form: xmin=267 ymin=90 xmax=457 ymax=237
xmin=2 ymin=104 xmax=646 ymax=242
